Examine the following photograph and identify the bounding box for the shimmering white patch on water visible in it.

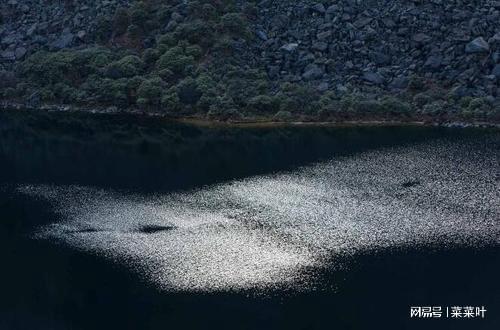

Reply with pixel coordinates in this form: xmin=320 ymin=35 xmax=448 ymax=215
xmin=21 ymin=138 xmax=500 ymax=292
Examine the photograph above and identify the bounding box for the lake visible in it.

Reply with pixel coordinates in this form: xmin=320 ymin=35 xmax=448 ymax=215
xmin=0 ymin=111 xmax=498 ymax=329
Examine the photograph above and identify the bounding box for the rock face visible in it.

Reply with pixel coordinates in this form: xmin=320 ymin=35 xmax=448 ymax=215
xmin=245 ymin=0 xmax=500 ymax=97
xmin=0 ymin=0 xmax=131 ymax=63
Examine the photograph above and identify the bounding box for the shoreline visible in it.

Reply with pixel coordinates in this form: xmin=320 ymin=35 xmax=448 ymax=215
xmin=1 ymin=101 xmax=499 ymax=129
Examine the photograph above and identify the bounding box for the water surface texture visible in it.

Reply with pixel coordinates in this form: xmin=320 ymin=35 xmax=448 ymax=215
xmin=21 ymin=138 xmax=499 ymax=292
xmin=0 ymin=112 xmax=499 ymax=329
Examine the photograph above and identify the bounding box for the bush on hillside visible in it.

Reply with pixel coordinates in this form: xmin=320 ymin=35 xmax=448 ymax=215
xmin=112 ymin=7 xmax=130 ymax=36
xmin=137 ymin=77 xmax=165 ymax=106
xmin=247 ymin=95 xmax=279 ymax=113
xmin=105 ymin=55 xmax=144 ymax=79
xmin=161 ymin=87 xmax=182 ymax=112
xmin=155 ymin=46 xmax=195 ymax=75
xmin=220 ymin=13 xmax=250 ymax=37
xmin=142 ymin=48 xmax=160 ymax=66
xmin=19 ymin=48 xmax=114 ymax=85
xmin=174 ymin=20 xmax=215 ymax=48
xmin=177 ymin=77 xmax=202 ymax=105
xmin=380 ymin=96 xmax=412 ymax=114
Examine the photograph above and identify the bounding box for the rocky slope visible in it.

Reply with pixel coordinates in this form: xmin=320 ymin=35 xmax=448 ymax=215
xmin=1 ymin=0 xmax=500 ymax=122
xmin=251 ymin=0 xmax=500 ymax=97
xmin=0 ymin=0 xmax=130 ymax=62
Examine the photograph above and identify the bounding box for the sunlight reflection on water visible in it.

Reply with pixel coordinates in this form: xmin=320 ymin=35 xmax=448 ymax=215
xmin=21 ymin=137 xmax=500 ymax=292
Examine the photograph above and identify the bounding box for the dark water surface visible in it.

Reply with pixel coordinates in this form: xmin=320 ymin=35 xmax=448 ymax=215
xmin=0 ymin=111 xmax=499 ymax=329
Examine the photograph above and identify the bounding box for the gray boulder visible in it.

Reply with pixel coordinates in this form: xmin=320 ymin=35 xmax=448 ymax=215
xmin=310 ymin=4 xmax=326 ymax=14
xmin=1 ymin=50 xmax=15 ymax=61
xmin=465 ymin=37 xmax=490 ymax=53
xmin=491 ymin=64 xmax=500 ymax=78
xmin=50 ymin=29 xmax=74 ymax=49
xmin=14 ymin=47 xmax=27 ymax=60
xmin=424 ymin=55 xmax=443 ymax=70
xmin=326 ymin=5 xmax=338 ymax=15
xmin=280 ymin=43 xmax=299 ymax=52
xmin=317 ymin=82 xmax=329 ymax=92
xmin=388 ymin=76 xmax=409 ymax=90
xmin=362 ymin=71 xmax=385 ymax=85
xmin=302 ymin=64 xmax=324 ymax=80
xmin=312 ymin=41 xmax=328 ymax=51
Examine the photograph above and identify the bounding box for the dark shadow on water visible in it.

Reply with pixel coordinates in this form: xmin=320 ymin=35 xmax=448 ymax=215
xmin=138 ymin=225 xmax=176 ymax=234
xmin=402 ymin=179 xmax=422 ymax=188
xmin=1 ymin=110 xmax=494 ymax=194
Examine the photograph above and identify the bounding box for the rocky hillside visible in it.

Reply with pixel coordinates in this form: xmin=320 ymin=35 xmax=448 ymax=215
xmin=1 ymin=0 xmax=500 ymax=122
xmin=251 ymin=0 xmax=500 ymax=96
xmin=1 ymin=0 xmax=130 ymax=60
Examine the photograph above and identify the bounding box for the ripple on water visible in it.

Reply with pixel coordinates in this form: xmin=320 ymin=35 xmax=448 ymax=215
xmin=20 ymin=137 xmax=500 ymax=292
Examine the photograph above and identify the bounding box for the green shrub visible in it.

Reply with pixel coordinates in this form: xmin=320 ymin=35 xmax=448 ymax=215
xmin=174 ymin=20 xmax=215 ymax=48
xmin=95 ymin=17 xmax=112 ymax=43
xmin=278 ymin=96 xmax=300 ymax=113
xmin=220 ymin=13 xmax=249 ymax=37
xmin=458 ymin=96 xmax=473 ymax=109
xmin=273 ymin=110 xmax=293 ymax=121
xmin=200 ymin=4 xmax=218 ymax=21
xmin=221 ymin=68 xmax=270 ymax=106
xmin=157 ymin=33 xmax=177 ymax=47
xmin=155 ymin=46 xmax=194 ymax=75
xmin=177 ymin=77 xmax=202 ymax=105
xmin=14 ymin=82 xmax=33 ymax=96
xmin=156 ymin=5 xmax=173 ymax=22
xmin=127 ymin=24 xmax=142 ymax=40
xmin=488 ymin=105 xmax=500 ymax=120
xmin=161 ymin=87 xmax=181 ymax=112
xmin=247 ymin=95 xmax=278 ymax=113
xmin=129 ymin=2 xmax=149 ymax=28
xmin=142 ymin=48 xmax=160 ymax=66
xmin=407 ymin=75 xmax=426 ymax=92
xmin=137 ymin=77 xmax=165 ymax=106
xmin=242 ymin=3 xmax=258 ymax=18
xmin=468 ymin=97 xmax=491 ymax=112
xmin=317 ymin=92 xmax=341 ymax=117
xmin=351 ymin=99 xmax=384 ymax=113
xmin=53 ymin=83 xmax=78 ymax=103
xmin=339 ymin=94 xmax=355 ymax=111
xmin=461 ymin=97 xmax=491 ymax=118
xmin=105 ymin=55 xmax=144 ymax=78
xmin=212 ymin=36 xmax=235 ymax=54
xmin=112 ymin=7 xmax=130 ymax=36
xmin=276 ymin=82 xmax=318 ymax=114
xmin=421 ymin=101 xmax=446 ymax=115
xmin=39 ymin=87 xmax=55 ymax=101
xmin=184 ymin=44 xmax=203 ymax=59
xmin=96 ymin=78 xmax=129 ymax=105
xmin=380 ymin=96 xmax=412 ymax=114
xmin=157 ymin=69 xmax=175 ymax=83
xmin=3 ymin=87 xmax=16 ymax=99
xmin=194 ymin=73 xmax=218 ymax=111
xmin=208 ymin=95 xmax=240 ymax=120
xmin=413 ymin=92 xmax=434 ymax=108
xmin=19 ymin=50 xmax=93 ymax=85
xmin=89 ymin=53 xmax=113 ymax=70
xmin=318 ymin=91 xmax=343 ymax=113
xmin=126 ymin=75 xmax=144 ymax=91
